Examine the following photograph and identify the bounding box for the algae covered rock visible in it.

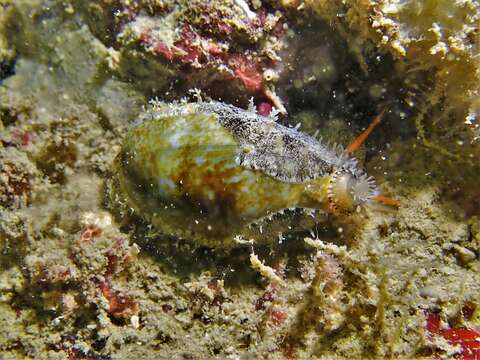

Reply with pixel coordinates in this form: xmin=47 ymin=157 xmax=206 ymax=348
xmin=72 ymin=0 xmax=288 ymax=106
xmin=303 ymin=0 xmax=480 ymax=143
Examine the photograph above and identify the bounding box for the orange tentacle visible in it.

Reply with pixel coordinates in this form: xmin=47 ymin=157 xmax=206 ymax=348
xmin=372 ymin=194 xmax=400 ymax=207
xmin=346 ymin=110 xmax=385 ymax=154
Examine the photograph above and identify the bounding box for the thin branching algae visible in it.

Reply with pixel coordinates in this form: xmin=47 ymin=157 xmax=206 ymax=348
xmin=112 ymin=100 xmax=376 ymax=248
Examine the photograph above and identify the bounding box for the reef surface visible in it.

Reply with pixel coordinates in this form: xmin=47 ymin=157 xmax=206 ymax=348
xmin=0 ymin=0 xmax=479 ymax=359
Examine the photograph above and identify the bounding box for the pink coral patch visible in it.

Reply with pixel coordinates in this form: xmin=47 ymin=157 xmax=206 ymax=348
xmin=228 ymin=54 xmax=263 ymax=93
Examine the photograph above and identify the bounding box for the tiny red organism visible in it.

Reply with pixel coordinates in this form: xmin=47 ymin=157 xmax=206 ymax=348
xmin=174 ymin=26 xmax=203 ymax=64
xmin=269 ymin=309 xmax=288 ymax=327
xmin=142 ymin=26 xmax=204 ymax=65
xmin=139 ymin=30 xmax=174 ymax=60
xmin=206 ymin=43 xmax=223 ymax=56
xmin=80 ymin=224 xmax=102 ymax=242
xmin=257 ymin=102 xmax=273 ymax=116
xmin=216 ymin=21 xmax=233 ymax=35
xmin=249 ymin=8 xmax=269 ymax=34
xmin=99 ymin=281 xmax=139 ymax=318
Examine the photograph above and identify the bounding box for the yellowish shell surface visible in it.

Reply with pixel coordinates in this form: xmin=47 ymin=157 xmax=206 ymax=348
xmin=114 ymin=101 xmax=374 ymax=247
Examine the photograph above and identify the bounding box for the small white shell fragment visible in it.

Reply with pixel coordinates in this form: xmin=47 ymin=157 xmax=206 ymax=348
xmin=131 ymin=315 xmax=140 ymax=329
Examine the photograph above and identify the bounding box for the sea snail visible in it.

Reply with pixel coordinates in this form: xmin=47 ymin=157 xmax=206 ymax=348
xmin=113 ymin=100 xmax=388 ymax=248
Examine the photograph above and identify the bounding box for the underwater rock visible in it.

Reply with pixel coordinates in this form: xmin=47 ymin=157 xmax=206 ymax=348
xmin=73 ymin=0 xmax=286 ymax=104
xmin=112 ymin=100 xmax=376 ymax=248
xmin=303 ymin=0 xmax=480 ymax=143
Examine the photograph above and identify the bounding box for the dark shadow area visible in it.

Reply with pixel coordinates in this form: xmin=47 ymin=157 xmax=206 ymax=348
xmin=0 ymin=58 xmax=15 ymax=83
xmin=115 ymin=206 xmax=351 ymax=288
